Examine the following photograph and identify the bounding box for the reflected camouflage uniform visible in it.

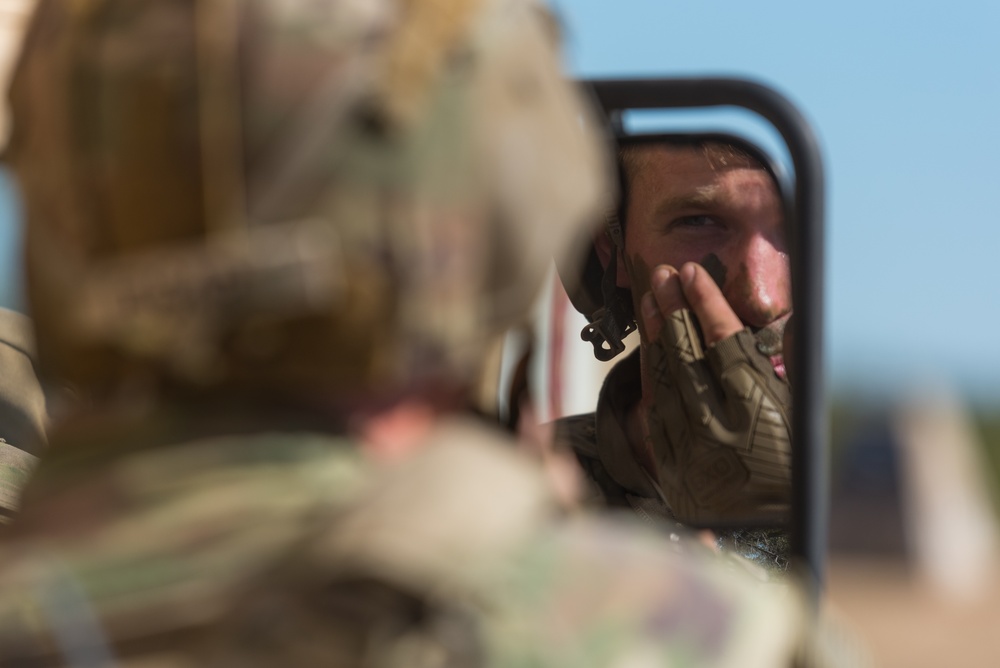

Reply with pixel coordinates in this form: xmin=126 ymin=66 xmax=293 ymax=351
xmin=555 ymin=350 xmax=791 ymax=572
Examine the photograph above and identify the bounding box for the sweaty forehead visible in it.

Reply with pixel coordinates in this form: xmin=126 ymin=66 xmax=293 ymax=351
xmin=623 ymin=144 xmax=777 ymax=216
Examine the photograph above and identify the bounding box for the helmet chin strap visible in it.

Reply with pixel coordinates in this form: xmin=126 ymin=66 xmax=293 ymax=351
xmin=580 ymin=212 xmax=635 ymax=361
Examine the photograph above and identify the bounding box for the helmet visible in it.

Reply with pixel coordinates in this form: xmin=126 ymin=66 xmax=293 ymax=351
xmin=9 ymin=0 xmax=609 ymax=401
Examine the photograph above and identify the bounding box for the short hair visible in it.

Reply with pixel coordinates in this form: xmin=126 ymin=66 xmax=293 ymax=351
xmin=616 ymin=140 xmax=767 ymax=232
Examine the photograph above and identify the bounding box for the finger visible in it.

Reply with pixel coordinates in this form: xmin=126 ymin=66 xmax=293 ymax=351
xmin=650 ymin=264 xmax=687 ymax=317
xmin=640 ymin=291 xmax=663 ymax=340
xmin=641 ymin=265 xmax=683 ymax=341
xmin=678 ymin=262 xmax=743 ymax=346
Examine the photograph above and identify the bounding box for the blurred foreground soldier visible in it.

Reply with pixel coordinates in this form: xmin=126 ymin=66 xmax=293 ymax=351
xmin=0 ymin=0 xmax=815 ymax=665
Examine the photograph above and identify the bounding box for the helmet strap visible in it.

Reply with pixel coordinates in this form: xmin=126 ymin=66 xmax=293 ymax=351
xmin=580 ymin=213 xmax=635 ymax=361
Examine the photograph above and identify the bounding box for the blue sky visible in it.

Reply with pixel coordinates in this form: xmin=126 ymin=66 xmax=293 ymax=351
xmin=555 ymin=0 xmax=1000 ymax=400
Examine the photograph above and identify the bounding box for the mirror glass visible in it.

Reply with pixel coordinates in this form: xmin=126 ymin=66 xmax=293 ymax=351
xmin=551 ymin=133 xmax=795 ymax=571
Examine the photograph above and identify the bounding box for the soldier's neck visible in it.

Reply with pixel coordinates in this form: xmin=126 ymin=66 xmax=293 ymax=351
xmin=354 ymin=400 xmax=442 ymax=462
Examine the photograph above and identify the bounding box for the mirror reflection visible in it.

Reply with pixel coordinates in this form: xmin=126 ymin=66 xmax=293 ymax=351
xmin=555 ymin=136 xmax=793 ymax=570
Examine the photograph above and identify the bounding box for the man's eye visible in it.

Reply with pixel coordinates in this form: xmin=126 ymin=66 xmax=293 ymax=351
xmin=670 ymin=215 xmax=719 ymax=229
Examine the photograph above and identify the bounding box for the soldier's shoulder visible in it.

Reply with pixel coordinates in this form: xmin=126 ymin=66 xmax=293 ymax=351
xmin=552 ymin=412 xmax=599 ymax=459
xmin=493 ymin=516 xmax=806 ymax=668
xmin=0 ymin=424 xmax=555 ymax=662
xmin=300 ymin=419 xmax=556 ymax=594
xmin=0 ymin=431 xmax=372 ymax=659
xmin=552 ymin=412 xmax=639 ymax=509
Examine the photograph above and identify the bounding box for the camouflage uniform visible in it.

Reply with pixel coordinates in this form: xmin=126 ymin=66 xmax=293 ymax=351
xmin=0 ymin=0 xmax=819 ymax=663
xmin=556 ymin=350 xmax=791 ymax=572
xmin=0 ymin=418 xmax=806 ymax=666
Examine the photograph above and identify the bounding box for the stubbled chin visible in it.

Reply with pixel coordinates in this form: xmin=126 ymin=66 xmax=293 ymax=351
xmin=770 ymin=354 xmax=786 ymax=380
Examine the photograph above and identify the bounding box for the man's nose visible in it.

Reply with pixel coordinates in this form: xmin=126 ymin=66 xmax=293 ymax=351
xmin=722 ymin=234 xmax=791 ymax=329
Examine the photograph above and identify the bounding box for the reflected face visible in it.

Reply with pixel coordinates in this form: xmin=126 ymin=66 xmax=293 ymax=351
xmin=620 ymin=144 xmax=791 ymax=351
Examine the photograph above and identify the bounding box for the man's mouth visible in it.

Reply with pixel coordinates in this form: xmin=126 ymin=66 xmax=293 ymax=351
xmin=750 ymin=314 xmax=791 ymax=381
xmin=753 ymin=325 xmax=783 ymax=356
xmin=769 ymin=354 xmax=786 ymax=380
xmin=751 ymin=325 xmax=786 ymax=379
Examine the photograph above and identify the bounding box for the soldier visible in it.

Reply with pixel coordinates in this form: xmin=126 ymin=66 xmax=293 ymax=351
xmin=0 ymin=0 xmax=813 ymax=664
xmin=557 ymin=140 xmax=795 ymax=569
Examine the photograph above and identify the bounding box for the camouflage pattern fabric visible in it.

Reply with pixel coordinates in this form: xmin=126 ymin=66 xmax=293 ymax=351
xmin=555 ymin=349 xmax=791 ymax=572
xmin=0 ymin=420 xmax=806 ymax=666
xmin=0 ymin=308 xmax=47 ymax=524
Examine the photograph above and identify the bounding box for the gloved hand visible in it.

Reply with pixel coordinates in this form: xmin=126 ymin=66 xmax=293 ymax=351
xmin=640 ymin=263 xmax=792 ymax=527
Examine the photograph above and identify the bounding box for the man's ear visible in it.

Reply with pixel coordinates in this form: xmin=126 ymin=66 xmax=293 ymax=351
xmin=593 ymin=227 xmax=631 ymax=289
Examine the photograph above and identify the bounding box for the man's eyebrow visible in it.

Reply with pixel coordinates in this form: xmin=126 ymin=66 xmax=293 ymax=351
xmin=651 ymin=185 xmax=722 ymax=216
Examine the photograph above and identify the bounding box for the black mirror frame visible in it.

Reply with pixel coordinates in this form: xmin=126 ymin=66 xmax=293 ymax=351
xmin=580 ymin=77 xmax=828 ymax=601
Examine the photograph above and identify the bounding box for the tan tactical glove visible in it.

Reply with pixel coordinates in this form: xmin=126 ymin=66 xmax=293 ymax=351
xmin=645 ymin=308 xmax=792 ymax=527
